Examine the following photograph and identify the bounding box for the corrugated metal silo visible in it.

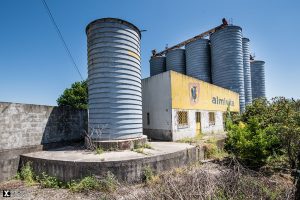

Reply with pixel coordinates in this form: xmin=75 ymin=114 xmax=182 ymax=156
xmin=86 ymin=18 xmax=142 ymax=140
xmin=251 ymin=60 xmax=266 ymax=99
xmin=210 ymin=25 xmax=245 ymax=112
xmin=166 ymin=49 xmax=186 ymax=74
xmin=242 ymin=38 xmax=252 ymax=106
xmin=150 ymin=56 xmax=166 ymax=76
xmin=185 ymin=39 xmax=211 ymax=82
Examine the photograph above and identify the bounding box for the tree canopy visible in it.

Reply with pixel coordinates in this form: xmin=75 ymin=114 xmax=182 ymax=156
xmin=57 ymin=80 xmax=88 ymax=109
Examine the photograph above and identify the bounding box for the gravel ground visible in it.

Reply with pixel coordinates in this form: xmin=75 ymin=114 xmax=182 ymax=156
xmin=0 ymin=180 xmax=105 ymax=200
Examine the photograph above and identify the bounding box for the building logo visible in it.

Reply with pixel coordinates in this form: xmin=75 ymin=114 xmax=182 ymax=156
xmin=189 ymin=83 xmax=200 ymax=105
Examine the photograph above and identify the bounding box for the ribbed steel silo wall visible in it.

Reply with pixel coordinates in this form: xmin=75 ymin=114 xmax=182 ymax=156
xmin=86 ymin=18 xmax=142 ymax=140
xmin=242 ymin=38 xmax=252 ymax=106
xmin=210 ymin=26 xmax=245 ymax=112
xmin=150 ymin=56 xmax=166 ymax=76
xmin=251 ymin=60 xmax=266 ymax=99
xmin=185 ymin=39 xmax=211 ymax=82
xmin=166 ymin=49 xmax=186 ymax=74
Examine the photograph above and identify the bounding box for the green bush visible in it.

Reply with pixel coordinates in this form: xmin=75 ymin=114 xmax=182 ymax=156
xmin=225 ymin=118 xmax=280 ymax=168
xmin=143 ymin=166 xmax=154 ymax=183
xmin=69 ymin=176 xmax=100 ymax=192
xmin=18 ymin=162 xmax=36 ymax=186
xmin=99 ymin=171 xmax=118 ymax=192
xmin=96 ymin=147 xmax=104 ymax=155
xmin=69 ymin=173 xmax=118 ymax=193
xmin=37 ymin=172 xmax=62 ymax=188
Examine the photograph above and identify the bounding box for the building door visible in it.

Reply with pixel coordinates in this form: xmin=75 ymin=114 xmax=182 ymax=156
xmin=195 ymin=112 xmax=201 ymax=135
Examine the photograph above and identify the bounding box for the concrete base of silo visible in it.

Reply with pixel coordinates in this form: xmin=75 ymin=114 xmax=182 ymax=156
xmin=19 ymin=142 xmax=201 ymax=183
xmin=85 ymin=135 xmax=148 ymax=151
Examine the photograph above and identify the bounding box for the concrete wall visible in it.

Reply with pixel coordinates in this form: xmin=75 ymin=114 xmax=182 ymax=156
xmin=20 ymin=145 xmax=198 ymax=183
xmin=172 ymin=109 xmax=224 ymax=141
xmin=142 ymin=72 xmax=172 ymax=140
xmin=0 ymin=102 xmax=87 ymax=181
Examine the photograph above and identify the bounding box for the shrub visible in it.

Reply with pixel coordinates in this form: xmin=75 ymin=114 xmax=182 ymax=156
xmin=37 ymin=172 xmax=61 ymax=188
xmin=143 ymin=166 xmax=154 ymax=183
xmin=18 ymin=162 xmax=36 ymax=186
xmin=96 ymin=147 xmax=104 ymax=155
xmin=143 ymin=143 xmax=153 ymax=149
xmin=69 ymin=176 xmax=100 ymax=192
xmin=225 ymin=118 xmax=279 ymax=168
xmin=99 ymin=171 xmax=118 ymax=192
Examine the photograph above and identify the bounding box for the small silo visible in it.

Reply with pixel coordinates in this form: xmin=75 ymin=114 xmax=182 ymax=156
xmin=86 ymin=18 xmax=143 ymax=140
xmin=242 ymin=38 xmax=252 ymax=106
xmin=210 ymin=25 xmax=245 ymax=112
xmin=150 ymin=56 xmax=166 ymax=76
xmin=166 ymin=49 xmax=186 ymax=74
xmin=251 ymin=60 xmax=266 ymax=99
xmin=185 ymin=39 xmax=211 ymax=82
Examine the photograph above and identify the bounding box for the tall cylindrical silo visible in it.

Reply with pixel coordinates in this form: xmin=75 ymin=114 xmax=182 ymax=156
xmin=166 ymin=49 xmax=186 ymax=74
xmin=86 ymin=18 xmax=142 ymax=140
xmin=242 ymin=38 xmax=252 ymax=106
xmin=185 ymin=39 xmax=211 ymax=82
xmin=251 ymin=60 xmax=266 ymax=99
xmin=150 ymin=56 xmax=166 ymax=76
xmin=210 ymin=25 xmax=245 ymax=112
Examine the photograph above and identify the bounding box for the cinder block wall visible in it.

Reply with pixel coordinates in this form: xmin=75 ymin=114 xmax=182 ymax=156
xmin=0 ymin=102 xmax=87 ymax=181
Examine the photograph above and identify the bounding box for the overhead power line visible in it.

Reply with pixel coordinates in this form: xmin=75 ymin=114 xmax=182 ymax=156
xmin=41 ymin=0 xmax=84 ymax=80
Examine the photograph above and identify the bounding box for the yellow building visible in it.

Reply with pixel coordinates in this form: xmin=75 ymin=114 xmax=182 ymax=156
xmin=142 ymin=71 xmax=240 ymax=141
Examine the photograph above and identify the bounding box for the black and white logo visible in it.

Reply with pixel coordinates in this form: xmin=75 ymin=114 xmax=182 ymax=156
xmin=3 ymin=190 xmax=11 ymax=197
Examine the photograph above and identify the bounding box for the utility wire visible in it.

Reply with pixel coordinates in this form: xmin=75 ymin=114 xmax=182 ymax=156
xmin=41 ymin=0 xmax=84 ymax=80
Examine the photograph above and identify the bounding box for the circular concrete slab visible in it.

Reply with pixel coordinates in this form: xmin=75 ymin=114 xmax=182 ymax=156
xmin=20 ymin=142 xmax=199 ymax=183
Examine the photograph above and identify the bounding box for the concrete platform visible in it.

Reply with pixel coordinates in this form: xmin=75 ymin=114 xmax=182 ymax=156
xmin=20 ymin=142 xmax=199 ymax=183
xmin=85 ymin=135 xmax=147 ymax=151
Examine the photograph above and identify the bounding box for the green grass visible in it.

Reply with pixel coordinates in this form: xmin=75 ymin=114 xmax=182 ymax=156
xmin=17 ymin=162 xmax=36 ymax=186
xmin=132 ymin=142 xmax=153 ymax=155
xmin=204 ymin=143 xmax=228 ymax=159
xmin=143 ymin=165 xmax=154 ymax=183
xmin=69 ymin=172 xmax=118 ymax=193
xmin=176 ymin=133 xmax=203 ymax=144
xmin=143 ymin=143 xmax=153 ymax=149
xmin=133 ymin=147 xmax=145 ymax=154
xmin=37 ymin=172 xmax=62 ymax=188
xmin=99 ymin=171 xmax=118 ymax=192
xmin=16 ymin=162 xmax=119 ymax=193
xmin=96 ymin=147 xmax=104 ymax=155
xmin=69 ymin=176 xmax=100 ymax=192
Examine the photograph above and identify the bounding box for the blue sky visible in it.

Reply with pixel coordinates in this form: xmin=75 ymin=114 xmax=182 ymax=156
xmin=0 ymin=0 xmax=299 ymax=105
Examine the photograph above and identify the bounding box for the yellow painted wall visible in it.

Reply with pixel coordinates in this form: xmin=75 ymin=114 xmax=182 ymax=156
xmin=170 ymin=71 xmax=240 ymax=112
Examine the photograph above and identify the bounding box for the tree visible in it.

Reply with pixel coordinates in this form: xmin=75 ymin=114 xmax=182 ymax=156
xmin=225 ymin=97 xmax=300 ymax=198
xmin=57 ymin=80 xmax=88 ymax=109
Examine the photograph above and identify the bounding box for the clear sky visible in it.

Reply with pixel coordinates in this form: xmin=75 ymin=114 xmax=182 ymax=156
xmin=0 ymin=0 xmax=299 ymax=106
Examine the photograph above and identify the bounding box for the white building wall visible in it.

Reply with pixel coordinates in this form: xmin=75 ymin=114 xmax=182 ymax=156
xmin=171 ymin=109 xmax=196 ymax=141
xmin=172 ymin=109 xmax=224 ymax=141
xmin=200 ymin=111 xmax=224 ymax=134
xmin=142 ymin=72 xmax=172 ymax=140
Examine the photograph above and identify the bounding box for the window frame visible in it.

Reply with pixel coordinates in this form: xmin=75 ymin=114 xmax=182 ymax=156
xmin=147 ymin=112 xmax=150 ymax=125
xmin=177 ymin=111 xmax=189 ymax=128
xmin=208 ymin=112 xmax=215 ymax=126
